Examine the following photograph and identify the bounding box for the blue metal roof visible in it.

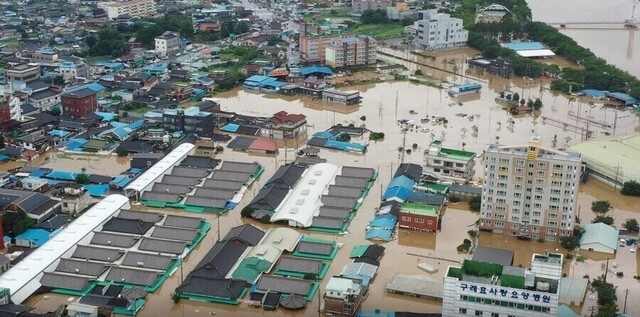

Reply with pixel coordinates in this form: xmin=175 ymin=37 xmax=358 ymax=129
xmin=94 ymin=112 xmax=117 ymax=122
xmin=300 ymin=66 xmax=333 ymax=76
xmin=365 ymin=228 xmax=394 ymax=241
xmin=0 ymin=154 xmax=8 ymax=161
xmin=382 ymin=186 xmax=412 ymax=202
xmin=312 ymin=131 xmax=335 ymax=139
xmin=581 ymin=89 xmax=608 ymax=98
xmin=606 ymin=92 xmax=637 ymax=105
xmin=45 ymin=170 xmax=77 ymax=181
xmin=245 ymin=75 xmax=271 ymax=83
xmin=110 ymin=175 xmax=132 ymax=189
xmin=49 ymin=130 xmax=70 ymax=137
xmin=29 ymin=168 xmax=51 ymax=178
xmin=325 ymin=140 xmax=366 ymax=153
xmin=387 ymin=175 xmax=415 ymax=191
xmin=84 ymin=184 xmax=109 ymax=197
xmin=367 ymin=214 xmax=397 ymax=228
xmin=504 ymin=42 xmax=545 ymax=51
xmin=15 ymin=229 xmax=51 ymax=247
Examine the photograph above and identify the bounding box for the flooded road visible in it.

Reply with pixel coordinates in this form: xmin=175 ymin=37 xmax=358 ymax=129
xmin=526 ymin=0 xmax=640 ymax=78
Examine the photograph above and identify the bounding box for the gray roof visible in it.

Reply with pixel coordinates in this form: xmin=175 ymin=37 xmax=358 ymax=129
xmin=193 ymin=188 xmax=236 ymax=200
xmin=170 ymin=166 xmax=210 ymax=178
xmin=247 ymin=186 xmax=288 ymax=212
xmin=72 ymin=245 xmax=123 ymax=262
xmin=317 ymin=206 xmax=351 ymax=219
xmin=275 ymin=256 xmax=323 ymax=275
xmin=327 ymin=185 xmax=364 ymax=198
xmin=341 ymin=166 xmax=375 ymax=179
xmin=160 ymin=175 xmax=202 ymax=186
xmin=321 ymin=196 xmax=357 ymax=209
xmin=394 ymin=163 xmax=423 ymax=182
xmin=385 ymin=274 xmax=443 ymax=299
xmin=185 ymin=196 xmax=228 ymax=209
xmin=179 ymin=156 xmax=220 ymax=169
xmin=117 ymin=209 xmax=162 ymax=223
xmin=163 ymin=214 xmax=202 ymax=229
xmin=176 ymin=276 xmax=246 ymax=299
xmin=106 ymin=267 xmax=160 ymax=286
xmin=151 ymin=183 xmax=192 ymax=195
xmin=201 ymin=179 xmax=244 ymax=191
xmin=219 ymin=161 xmax=260 ymax=174
xmin=121 ymin=252 xmax=174 ymax=271
xmin=102 ymin=217 xmax=154 ymax=235
xmin=151 ymin=226 xmax=198 ymax=242
xmin=140 ymin=191 xmax=182 ymax=203
xmin=55 ymin=258 xmax=107 ymax=277
xmin=265 ymin=164 xmax=305 ymax=189
xmin=90 ymin=232 xmax=138 ymax=248
xmin=296 ymin=240 xmax=334 ymax=256
xmin=41 ymin=272 xmax=91 ymax=291
xmin=139 ymin=237 xmax=187 ymax=254
xmin=472 ymin=246 xmax=514 ymax=266
xmin=449 ymin=184 xmax=483 ymax=195
xmin=256 ymin=276 xmax=312 ymax=295
xmin=223 ymin=224 xmax=265 ymax=245
xmin=334 ymin=176 xmax=369 ymax=188
xmin=311 ymin=217 xmax=345 ymax=229
xmin=211 ymin=170 xmax=251 ymax=182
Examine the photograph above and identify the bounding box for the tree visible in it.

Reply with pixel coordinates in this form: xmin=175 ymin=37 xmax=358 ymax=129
xmin=527 ymin=99 xmax=534 ymax=107
xmin=596 ymin=304 xmax=619 ymax=317
xmin=469 ymin=196 xmax=481 ymax=211
xmin=623 ymin=218 xmax=639 ymax=233
xmin=241 ymin=207 xmax=255 ymax=218
xmin=0 ymin=134 xmax=4 ymax=149
xmin=52 ymin=75 xmax=65 ymax=86
xmin=3 ymin=212 xmax=35 ymax=237
xmin=560 ymin=236 xmax=580 ymax=250
xmin=234 ymin=21 xmax=250 ymax=34
xmin=359 ymin=115 xmax=366 ymax=121
xmin=512 ymin=92 xmax=520 ymax=101
xmin=115 ymin=146 xmax=129 ymax=157
xmin=591 ymin=200 xmax=611 ymax=213
xmin=75 ymin=173 xmax=90 ymax=184
xmin=533 ymin=98 xmax=543 ymax=110
xmin=592 ymin=215 xmax=614 ymax=226
xmin=401 ymin=17 xmax=414 ymax=26
xmin=336 ymin=133 xmax=351 ymax=142
xmin=48 ymin=107 xmax=61 ymax=116
xmin=621 ymin=180 xmax=640 ymax=196
xmin=360 ymin=9 xmax=389 ymax=24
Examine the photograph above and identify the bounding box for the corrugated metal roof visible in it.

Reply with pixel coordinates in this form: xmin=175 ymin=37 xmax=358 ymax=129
xmin=151 ymin=226 xmax=198 ymax=242
xmin=121 ymin=252 xmax=173 ymax=271
xmin=105 ymin=267 xmax=160 ymax=286
xmin=138 ymin=237 xmax=187 ymax=254
xmin=163 ymin=215 xmax=202 ymax=229
xmin=41 ymin=272 xmax=91 ymax=291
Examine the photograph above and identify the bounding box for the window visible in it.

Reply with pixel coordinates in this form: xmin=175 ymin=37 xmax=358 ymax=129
xmin=415 ymin=218 xmax=424 ymax=223
xmin=491 ymin=313 xmax=500 ymax=317
xmin=401 ymin=216 xmax=411 ymax=222
xmin=459 ymin=308 xmax=467 ymax=314
xmin=475 ymin=311 xmax=483 ymax=316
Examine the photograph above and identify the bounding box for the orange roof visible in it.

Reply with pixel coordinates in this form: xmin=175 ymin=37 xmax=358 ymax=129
xmin=250 ymin=139 xmax=278 ymax=152
xmin=269 ymin=69 xmax=289 ymax=77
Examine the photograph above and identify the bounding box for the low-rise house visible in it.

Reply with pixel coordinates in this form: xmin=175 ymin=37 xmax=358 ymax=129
xmin=0 ymin=188 xmax=62 ymax=223
xmin=423 ymin=140 xmax=476 ymax=184
xmin=324 ymin=277 xmax=368 ymax=316
xmin=398 ymin=202 xmax=442 ymax=232
xmin=321 ymin=89 xmax=361 ymax=105
xmin=261 ymin=111 xmax=307 ymax=139
xmin=155 ymin=31 xmax=180 ymax=55
xmin=28 ymin=88 xmax=60 ymax=110
xmin=580 ymin=223 xmax=619 ymax=254
xmin=468 ymin=57 xmax=512 ymax=78
xmin=51 ymin=183 xmax=91 ymax=215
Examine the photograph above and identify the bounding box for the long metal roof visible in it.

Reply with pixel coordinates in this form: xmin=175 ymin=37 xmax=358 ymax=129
xmin=0 ymin=194 xmax=129 ymax=304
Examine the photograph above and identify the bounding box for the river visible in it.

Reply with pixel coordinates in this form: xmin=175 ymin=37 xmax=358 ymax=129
xmin=526 ymin=0 xmax=640 ymax=78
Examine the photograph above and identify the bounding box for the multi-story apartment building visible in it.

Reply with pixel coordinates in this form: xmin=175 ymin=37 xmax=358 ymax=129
xmin=442 ymin=252 xmax=563 ymax=317
xmin=155 ymin=31 xmax=181 ymax=55
xmin=299 ymin=34 xmax=343 ymax=64
xmin=324 ymin=277 xmax=368 ymax=316
xmin=30 ymin=48 xmax=59 ymax=63
xmin=416 ymin=9 xmax=468 ymax=51
xmin=162 ymin=107 xmax=213 ymax=138
xmin=59 ymin=59 xmax=88 ymax=82
xmin=0 ymin=95 xmax=22 ymax=123
xmin=325 ymin=36 xmax=377 ymax=68
xmin=61 ymin=88 xmax=98 ymax=118
xmin=352 ymin=0 xmax=391 ymax=13
xmin=4 ymin=64 xmax=41 ymax=83
xmin=424 ymin=140 xmax=476 ymax=184
xmin=480 ymin=136 xmax=582 ymax=242
xmin=100 ymin=0 xmax=156 ymax=20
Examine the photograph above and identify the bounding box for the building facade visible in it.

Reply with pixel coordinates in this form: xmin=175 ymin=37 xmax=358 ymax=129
xmin=325 ymin=36 xmax=377 ymax=68
xmin=61 ymin=88 xmax=98 ymax=118
xmin=31 ymin=49 xmax=59 ymax=63
xmin=416 ymin=10 xmax=468 ymax=51
xmin=4 ymin=64 xmax=41 ymax=83
xmin=324 ymin=277 xmax=368 ymax=316
xmin=59 ymin=60 xmax=88 ymax=82
xmin=0 ymin=95 xmax=22 ymax=123
xmin=321 ymin=89 xmax=361 ymax=105
xmin=100 ymin=0 xmax=156 ymax=20
xmin=442 ymin=253 xmax=563 ymax=317
xmin=162 ymin=107 xmax=214 ymax=138
xmin=352 ymin=0 xmax=391 ymax=13
xmin=155 ymin=31 xmax=180 ymax=55
xmin=423 ymin=140 xmax=476 ymax=184
xmin=468 ymin=57 xmax=513 ymax=78
xmin=299 ymin=35 xmax=342 ymax=63
xmin=480 ymin=136 xmax=583 ymax=242
xmin=261 ymin=111 xmax=307 ymax=139
xmin=398 ymin=203 xmax=441 ymax=232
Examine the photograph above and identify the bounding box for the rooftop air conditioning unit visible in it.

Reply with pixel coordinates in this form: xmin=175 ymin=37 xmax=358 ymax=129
xmin=308 ymin=179 xmax=317 ymax=185
xmin=137 ymin=262 xmax=144 ymax=267
xmin=314 ymin=170 xmax=323 ymax=176
xmin=301 ymin=189 xmax=310 ymax=195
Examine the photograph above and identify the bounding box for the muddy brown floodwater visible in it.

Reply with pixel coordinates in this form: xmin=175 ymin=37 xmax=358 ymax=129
xmin=19 ymin=49 xmax=640 ymax=316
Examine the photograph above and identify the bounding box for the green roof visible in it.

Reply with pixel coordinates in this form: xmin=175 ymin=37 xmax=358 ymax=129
xmin=424 ymin=183 xmax=449 ymax=194
xmin=230 ymin=257 xmax=272 ymax=284
xmin=401 ymin=203 xmax=439 ymax=217
xmin=439 ymin=147 xmax=476 ymax=160
xmin=580 ymin=223 xmax=619 ymax=251
xmin=349 ymin=245 xmax=369 ymax=258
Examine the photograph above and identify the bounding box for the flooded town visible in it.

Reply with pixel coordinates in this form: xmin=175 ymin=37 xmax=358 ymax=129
xmin=0 ymin=0 xmax=638 ymax=317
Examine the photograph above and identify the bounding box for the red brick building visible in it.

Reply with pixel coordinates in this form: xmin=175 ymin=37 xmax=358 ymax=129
xmin=61 ymin=88 xmax=98 ymax=118
xmin=398 ymin=203 xmax=443 ymax=232
xmin=0 ymin=101 xmax=10 ymax=123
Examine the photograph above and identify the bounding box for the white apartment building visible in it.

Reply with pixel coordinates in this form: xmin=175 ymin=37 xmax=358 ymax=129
xmin=480 ymin=136 xmax=582 ymax=242
xmin=442 ymin=253 xmax=563 ymax=317
xmin=155 ymin=31 xmax=180 ymax=55
xmin=325 ymin=36 xmax=377 ymax=68
xmin=299 ymin=35 xmax=342 ymax=63
xmin=416 ymin=9 xmax=468 ymax=51
xmin=352 ymin=0 xmax=391 ymax=13
xmin=424 ymin=140 xmax=476 ymax=184
xmin=100 ymin=0 xmax=156 ymax=20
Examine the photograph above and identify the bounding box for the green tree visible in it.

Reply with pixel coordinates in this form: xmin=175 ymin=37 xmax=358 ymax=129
xmin=623 ymin=218 xmax=639 ymax=233
xmin=592 ymin=215 xmax=614 ymax=226
xmin=52 ymin=75 xmax=65 ymax=86
xmin=359 ymin=115 xmax=366 ymax=121
xmin=533 ymin=98 xmax=543 ymax=110
xmin=2 ymin=212 xmax=36 ymax=237
xmin=512 ymin=92 xmax=520 ymax=101
xmin=115 ymin=146 xmax=129 ymax=157
xmin=241 ymin=206 xmax=255 ymax=218
xmin=360 ymin=9 xmax=389 ymax=24
xmin=336 ymin=133 xmax=351 ymax=142
xmin=48 ymin=107 xmax=61 ymax=116
xmin=559 ymin=236 xmax=580 ymax=250
xmin=400 ymin=17 xmax=414 ymax=26
xmin=596 ymin=304 xmax=619 ymax=317
xmin=234 ymin=21 xmax=250 ymax=34
xmin=591 ymin=200 xmax=611 ymax=213
xmin=469 ymin=196 xmax=481 ymax=211
xmin=621 ymin=180 xmax=640 ymax=196
xmin=75 ymin=173 xmax=90 ymax=184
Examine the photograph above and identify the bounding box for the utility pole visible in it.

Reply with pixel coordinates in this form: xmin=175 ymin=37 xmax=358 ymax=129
xmin=604 ymin=258 xmax=610 ymax=283
xmin=217 ymin=213 xmax=221 ymax=241
xmin=623 ymin=289 xmax=629 ymax=314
